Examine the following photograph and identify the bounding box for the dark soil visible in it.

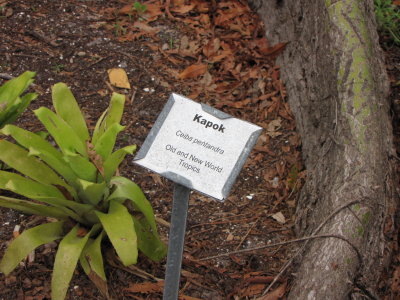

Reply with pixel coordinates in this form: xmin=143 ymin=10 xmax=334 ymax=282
xmin=0 ymin=0 xmax=397 ymax=299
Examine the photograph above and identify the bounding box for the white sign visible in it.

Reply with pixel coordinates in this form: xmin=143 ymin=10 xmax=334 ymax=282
xmin=134 ymin=94 xmax=262 ymax=200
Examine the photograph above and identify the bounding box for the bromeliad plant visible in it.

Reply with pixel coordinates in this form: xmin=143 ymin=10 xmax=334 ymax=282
xmin=0 ymin=71 xmax=37 ymax=128
xmin=0 ymin=71 xmax=37 ymax=170
xmin=0 ymin=83 xmax=166 ymax=300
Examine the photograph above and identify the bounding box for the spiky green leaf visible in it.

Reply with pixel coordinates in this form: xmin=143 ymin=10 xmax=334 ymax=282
xmin=77 ymin=179 xmax=107 ymax=206
xmin=109 ymin=176 xmax=157 ymax=233
xmin=95 ymin=200 xmax=138 ymax=266
xmin=0 ymin=196 xmax=71 ymax=220
xmin=34 ymin=107 xmax=87 ymax=156
xmin=0 ymin=221 xmax=64 ymax=275
xmin=0 ymin=71 xmax=36 ymax=127
xmin=64 ymin=153 xmax=98 ymax=183
xmin=0 ymin=71 xmax=35 ymax=104
xmin=80 ymin=232 xmax=106 ymax=280
xmin=0 ymin=124 xmax=79 ymax=187
xmin=94 ymin=123 xmax=125 ymax=160
xmin=132 ymin=216 xmax=167 ymax=262
xmin=0 ymin=140 xmax=67 ymax=187
xmin=0 ymin=170 xmax=66 ymax=200
xmin=1 ymin=93 xmax=37 ymax=126
xmin=103 ymin=145 xmax=136 ymax=182
xmin=52 ymin=225 xmax=91 ymax=300
xmin=52 ymin=83 xmax=90 ymax=143
xmin=92 ymin=93 xmax=125 ymax=145
xmin=79 ymin=232 xmax=108 ymax=298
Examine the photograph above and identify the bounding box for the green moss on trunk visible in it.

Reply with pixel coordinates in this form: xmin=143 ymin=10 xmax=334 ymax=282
xmin=327 ymin=0 xmax=376 ymax=152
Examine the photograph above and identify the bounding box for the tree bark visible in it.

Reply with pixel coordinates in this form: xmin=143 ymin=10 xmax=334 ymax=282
xmin=248 ymin=0 xmax=398 ymax=299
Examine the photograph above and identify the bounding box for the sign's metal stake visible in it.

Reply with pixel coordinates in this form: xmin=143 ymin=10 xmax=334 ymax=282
xmin=163 ymin=183 xmax=191 ymax=300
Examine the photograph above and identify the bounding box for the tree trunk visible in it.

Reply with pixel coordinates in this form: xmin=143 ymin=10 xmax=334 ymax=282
xmin=248 ymin=0 xmax=398 ymax=299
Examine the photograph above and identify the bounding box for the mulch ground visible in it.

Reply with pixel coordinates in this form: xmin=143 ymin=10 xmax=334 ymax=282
xmin=0 ymin=0 xmax=398 ymax=299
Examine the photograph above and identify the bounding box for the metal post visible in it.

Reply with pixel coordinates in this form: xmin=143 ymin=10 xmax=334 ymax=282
xmin=163 ymin=183 xmax=190 ymax=300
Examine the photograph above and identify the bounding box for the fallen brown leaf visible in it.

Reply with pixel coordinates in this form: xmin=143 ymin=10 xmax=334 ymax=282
xmin=257 ymin=282 xmax=287 ymax=300
xmin=178 ymin=64 xmax=207 ymax=79
xmin=125 ymin=281 xmax=163 ymax=293
xmin=170 ymin=4 xmax=195 ymax=14
xmin=108 ymin=68 xmax=131 ymax=89
xmin=133 ymin=21 xmax=160 ymax=34
xmin=261 ymin=42 xmax=288 ymax=57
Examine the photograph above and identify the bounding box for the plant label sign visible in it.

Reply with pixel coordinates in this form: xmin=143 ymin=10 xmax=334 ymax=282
xmin=134 ymin=93 xmax=262 ymax=200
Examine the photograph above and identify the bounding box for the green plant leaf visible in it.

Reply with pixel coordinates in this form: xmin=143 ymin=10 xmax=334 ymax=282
xmin=52 ymin=82 xmax=90 ymax=143
xmin=0 ymin=196 xmax=71 ymax=220
xmin=132 ymin=216 xmax=167 ymax=262
xmin=1 ymin=93 xmax=37 ymax=126
xmin=1 ymin=124 xmax=60 ymax=157
xmin=92 ymin=93 xmax=125 ymax=145
xmin=64 ymin=153 xmax=98 ymax=183
xmin=0 ymin=71 xmax=36 ymax=128
xmin=0 ymin=221 xmax=64 ymax=275
xmin=77 ymin=179 xmax=107 ymax=206
xmin=0 ymin=170 xmax=93 ymax=222
xmin=0 ymin=124 xmax=80 ymax=189
xmin=95 ymin=200 xmax=138 ymax=266
xmin=52 ymin=225 xmax=92 ymax=300
xmin=103 ymin=145 xmax=136 ymax=182
xmin=0 ymin=170 xmax=66 ymax=200
xmin=0 ymin=140 xmax=67 ymax=187
xmin=94 ymin=123 xmax=125 ymax=160
xmin=79 ymin=232 xmax=109 ymax=298
xmin=80 ymin=231 xmax=106 ymax=280
xmin=34 ymin=107 xmax=87 ymax=156
xmin=0 ymin=71 xmax=35 ymax=103
xmin=109 ymin=176 xmax=157 ymax=234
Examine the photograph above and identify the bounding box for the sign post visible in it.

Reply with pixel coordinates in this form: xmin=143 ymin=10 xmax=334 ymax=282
xmin=163 ymin=184 xmax=190 ymax=300
xmin=134 ymin=93 xmax=262 ymax=299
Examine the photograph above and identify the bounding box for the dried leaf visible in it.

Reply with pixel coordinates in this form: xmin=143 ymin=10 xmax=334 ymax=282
xmin=133 ymin=21 xmax=160 ymax=34
xmin=266 ymin=119 xmax=282 ymax=137
xmin=87 ymin=271 xmax=109 ymax=298
xmin=226 ymin=232 xmax=234 ymax=241
xmin=170 ymin=4 xmax=195 ymax=14
xmin=107 ymin=68 xmax=131 ymax=89
xmin=178 ymin=64 xmax=207 ymax=79
xmin=257 ymin=282 xmax=287 ymax=300
xmin=228 ymin=98 xmax=252 ymax=109
xmin=13 ymin=225 xmax=20 ymax=238
xmin=125 ymin=281 xmax=163 ymax=293
xmin=180 ymin=295 xmax=203 ymax=300
xmin=271 ymin=212 xmax=286 ymax=224
xmin=242 ymin=283 xmax=265 ymax=298
xmin=180 ymin=35 xmax=189 ymax=50
xmin=261 ymin=42 xmax=288 ymax=57
xmin=203 ymin=38 xmax=220 ymax=58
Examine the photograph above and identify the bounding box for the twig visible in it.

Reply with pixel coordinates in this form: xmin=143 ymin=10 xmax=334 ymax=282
xmin=235 ymin=217 xmax=260 ymax=250
xmin=189 ymin=212 xmax=258 ymax=229
xmin=106 ymin=251 xmax=162 ymax=281
xmin=164 ymin=0 xmax=175 ymax=19
xmin=262 ymin=254 xmax=294 ymax=296
xmin=199 ymin=234 xmax=362 ymax=264
xmin=129 ymin=86 xmax=137 ymax=104
xmin=25 ymin=30 xmax=60 ymax=47
xmin=87 ymin=55 xmax=109 ymax=68
xmin=0 ymin=73 xmax=13 ymax=80
xmin=155 ymin=216 xmax=170 ymax=228
xmin=262 ymin=199 xmax=362 ymax=295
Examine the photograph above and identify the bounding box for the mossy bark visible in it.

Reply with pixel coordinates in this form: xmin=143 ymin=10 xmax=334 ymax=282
xmin=249 ymin=0 xmax=397 ymax=299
